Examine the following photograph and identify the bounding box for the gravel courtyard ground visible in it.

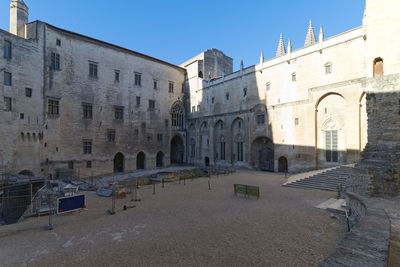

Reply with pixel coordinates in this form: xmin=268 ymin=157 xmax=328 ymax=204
xmin=0 ymin=170 xmax=345 ymax=267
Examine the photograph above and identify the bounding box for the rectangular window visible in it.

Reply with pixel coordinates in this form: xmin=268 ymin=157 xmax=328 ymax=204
xmin=149 ymin=100 xmax=155 ymax=110
xmin=157 ymin=134 xmax=163 ymax=142
xmin=325 ymin=64 xmax=332 ymax=74
xmin=25 ymin=88 xmax=32 ymax=97
xmin=266 ymin=82 xmax=271 ymax=91
xmin=107 ymin=129 xmax=116 ymax=142
xmin=3 ymin=97 xmax=11 ymax=111
xmin=220 ymin=142 xmax=226 ymax=161
xmin=50 ymin=53 xmax=60 ymax=70
xmin=192 ymin=106 xmax=195 ymax=112
xmin=292 ymin=73 xmax=297 ymax=82
xmin=82 ymin=103 xmax=93 ymax=119
xmin=168 ymin=81 xmax=174 ymax=93
xmin=68 ymin=161 xmax=74 ymax=170
xmin=86 ymin=161 xmax=92 ymax=168
xmin=115 ymin=71 xmax=120 ymax=82
xmin=3 ymin=40 xmax=11 ymax=59
xmin=257 ymin=114 xmax=265 ymax=125
xmin=190 ymin=143 xmax=196 ymax=158
xmin=134 ymin=73 xmax=141 ymax=86
xmin=114 ymin=106 xmax=124 ymax=120
xmin=325 ymin=130 xmax=338 ymax=162
xmin=136 ymin=96 xmax=141 ymax=106
xmin=211 ymin=97 xmax=215 ymax=104
xmin=236 ymin=142 xmax=243 ymax=161
xmin=47 ymin=99 xmax=59 ymax=115
xmin=226 ymin=93 xmax=230 ymax=100
xmin=89 ymin=62 xmax=98 ymax=78
xmin=165 ymin=119 xmax=169 ymax=128
xmin=83 ymin=140 xmax=92 ymax=154
xmin=4 ymin=72 xmax=12 ymax=86
xmin=153 ymin=80 xmax=158 ymax=90
xmin=56 ymin=39 xmax=61 ymax=46
xmin=295 ymin=118 xmax=299 ymax=126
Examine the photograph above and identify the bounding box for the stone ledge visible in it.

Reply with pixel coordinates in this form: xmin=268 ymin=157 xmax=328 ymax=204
xmin=319 ymin=193 xmax=390 ymax=267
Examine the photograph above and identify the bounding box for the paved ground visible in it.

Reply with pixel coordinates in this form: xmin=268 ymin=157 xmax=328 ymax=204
xmin=0 ymin=170 xmax=345 ymax=267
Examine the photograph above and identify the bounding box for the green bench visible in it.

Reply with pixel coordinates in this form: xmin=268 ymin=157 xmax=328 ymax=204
xmin=234 ymin=184 xmax=260 ymax=199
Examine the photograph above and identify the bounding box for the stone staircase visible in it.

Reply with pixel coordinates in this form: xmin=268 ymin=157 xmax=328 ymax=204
xmin=283 ymin=165 xmax=354 ymax=192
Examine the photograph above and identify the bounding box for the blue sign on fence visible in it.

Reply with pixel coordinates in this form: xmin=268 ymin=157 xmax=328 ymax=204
xmin=57 ymin=194 xmax=86 ymax=214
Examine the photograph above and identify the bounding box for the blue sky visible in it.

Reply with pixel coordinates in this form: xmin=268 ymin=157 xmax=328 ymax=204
xmin=0 ymin=0 xmax=364 ymax=70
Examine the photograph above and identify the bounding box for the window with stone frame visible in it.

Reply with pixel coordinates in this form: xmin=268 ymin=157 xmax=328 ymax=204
xmin=47 ymin=99 xmax=59 ymax=115
xmin=171 ymin=102 xmax=184 ymax=128
xmin=50 ymin=52 xmax=60 ymax=70
xmin=3 ymin=40 xmax=11 ymax=59
xmin=295 ymin=118 xmax=299 ymax=126
xmin=292 ymin=72 xmax=297 ymax=82
xmin=325 ymin=62 xmax=332 ymax=74
xmin=148 ymin=100 xmax=155 ymax=110
xmin=168 ymin=81 xmax=174 ymax=93
xmin=243 ymin=88 xmax=247 ymax=97
xmin=115 ymin=70 xmax=120 ymax=82
xmin=25 ymin=88 xmax=32 ymax=97
xmin=86 ymin=161 xmax=92 ymax=168
xmin=266 ymin=82 xmax=271 ymax=91
xmin=3 ymin=97 xmax=11 ymax=111
xmin=107 ymin=129 xmax=116 ymax=142
xmin=134 ymin=73 xmax=142 ymax=86
xmin=153 ymin=80 xmax=158 ymax=90
xmin=4 ymin=71 xmax=11 ymax=86
xmin=136 ymin=96 xmax=141 ymax=106
xmin=325 ymin=130 xmax=338 ymax=162
xmin=257 ymin=114 xmax=265 ymax=125
xmin=82 ymin=103 xmax=93 ymax=119
xmin=56 ymin=39 xmax=61 ymax=46
xmin=157 ymin=134 xmax=163 ymax=142
xmin=83 ymin=139 xmax=92 ymax=154
xmin=89 ymin=62 xmax=98 ymax=78
xmin=114 ymin=106 xmax=124 ymax=120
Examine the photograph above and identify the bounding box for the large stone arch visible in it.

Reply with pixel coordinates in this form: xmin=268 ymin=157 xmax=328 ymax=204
xmin=251 ymin=136 xmax=274 ymax=171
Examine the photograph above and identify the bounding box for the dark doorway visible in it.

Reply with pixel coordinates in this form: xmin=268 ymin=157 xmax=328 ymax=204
xmin=113 ymin=152 xmax=124 ymax=173
xmin=136 ymin=152 xmax=145 ymax=170
xmin=278 ymin=156 xmax=288 ymax=173
xmin=205 ymin=157 xmax=210 ymax=167
xmin=156 ymin=151 xmax=164 ymax=168
xmin=171 ymin=136 xmax=184 ymax=164
xmin=251 ymin=137 xmax=274 ymax=172
xmin=18 ymin=170 xmax=34 ymax=177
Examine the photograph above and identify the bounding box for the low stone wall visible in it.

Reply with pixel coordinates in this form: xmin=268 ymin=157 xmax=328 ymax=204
xmin=320 ymin=193 xmax=390 ymax=267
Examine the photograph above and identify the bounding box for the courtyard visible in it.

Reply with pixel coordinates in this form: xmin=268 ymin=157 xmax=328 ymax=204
xmin=0 ymin=170 xmax=344 ymax=266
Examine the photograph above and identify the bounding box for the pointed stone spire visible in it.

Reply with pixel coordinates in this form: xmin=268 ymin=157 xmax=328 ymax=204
xmin=276 ymin=34 xmax=286 ymax=57
xmin=287 ymin=39 xmax=292 ymax=54
xmin=304 ymin=20 xmax=317 ymax=47
xmin=319 ymin=25 xmax=324 ymax=42
xmin=260 ymin=50 xmax=264 ymax=64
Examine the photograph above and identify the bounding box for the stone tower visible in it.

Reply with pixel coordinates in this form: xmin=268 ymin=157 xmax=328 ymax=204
xmin=10 ymin=0 xmax=29 ymax=38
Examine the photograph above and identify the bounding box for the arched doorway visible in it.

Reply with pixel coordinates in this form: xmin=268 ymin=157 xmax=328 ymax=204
xmin=114 ymin=153 xmax=124 ymax=173
xmin=156 ymin=151 xmax=164 ymax=168
xmin=278 ymin=157 xmax=288 ymax=172
xmin=136 ymin=152 xmax=145 ymax=170
xmin=251 ymin=137 xmax=274 ymax=172
xmin=205 ymin=157 xmax=210 ymax=167
xmin=171 ymin=136 xmax=184 ymax=164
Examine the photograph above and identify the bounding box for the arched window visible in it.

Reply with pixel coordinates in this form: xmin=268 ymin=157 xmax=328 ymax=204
xmin=171 ymin=102 xmax=184 ymax=128
xmin=373 ymin=57 xmax=383 ymax=77
xmin=219 ymin=135 xmax=226 ymax=161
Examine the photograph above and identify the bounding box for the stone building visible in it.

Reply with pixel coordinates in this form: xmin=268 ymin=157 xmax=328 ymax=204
xmin=0 ymin=0 xmax=399 ymax=195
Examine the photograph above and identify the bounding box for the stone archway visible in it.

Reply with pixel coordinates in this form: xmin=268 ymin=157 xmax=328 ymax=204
xmin=136 ymin=152 xmax=145 ymax=170
xmin=156 ymin=151 xmax=164 ymax=168
xmin=170 ymin=136 xmax=184 ymax=164
xmin=278 ymin=157 xmax=288 ymax=173
xmin=251 ymin=137 xmax=274 ymax=172
xmin=114 ymin=152 xmax=124 ymax=173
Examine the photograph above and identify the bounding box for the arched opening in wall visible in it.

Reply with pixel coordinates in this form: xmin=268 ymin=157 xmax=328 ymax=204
xmin=198 ymin=71 xmax=203 ymax=78
xmin=171 ymin=101 xmax=184 ymax=129
xmin=373 ymin=57 xmax=383 ymax=77
xmin=278 ymin=157 xmax=288 ymax=173
xmin=232 ymin=118 xmax=245 ymax=163
xmin=136 ymin=152 xmax=145 ymax=170
xmin=251 ymin=137 xmax=274 ymax=172
xmin=114 ymin=152 xmax=125 ymax=173
xmin=170 ymin=135 xmax=184 ymax=165
xmin=18 ymin=170 xmax=34 ymax=177
xmin=156 ymin=151 xmax=164 ymax=168
xmin=205 ymin=157 xmax=210 ymax=167
xmin=214 ymin=120 xmax=225 ymax=162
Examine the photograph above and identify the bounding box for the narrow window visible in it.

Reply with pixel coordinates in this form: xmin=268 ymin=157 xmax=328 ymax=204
xmin=114 ymin=106 xmax=124 ymax=120
xmin=56 ymin=39 xmax=61 ymax=46
xmin=115 ymin=71 xmax=120 ymax=82
xmin=136 ymin=96 xmax=141 ymax=106
xmin=107 ymin=129 xmax=116 ymax=142
xmin=4 ymin=72 xmax=12 ymax=86
xmin=325 ymin=63 xmax=332 ymax=74
xmin=89 ymin=62 xmax=98 ymax=78
xmin=292 ymin=72 xmax=296 ymax=82
xmin=157 ymin=134 xmax=163 ymax=142
xmin=50 ymin=53 xmax=60 ymax=70
xmin=25 ymin=88 xmax=32 ymax=97
xmin=266 ymin=82 xmax=271 ymax=91
xmin=83 ymin=140 xmax=92 ymax=154
xmin=197 ymin=105 xmax=200 ymax=112
xmin=373 ymin=57 xmax=383 ymax=77
xmin=86 ymin=161 xmax=92 ymax=168
xmin=192 ymin=106 xmax=195 ymax=112
xmin=153 ymin=80 xmax=158 ymax=90
xmin=47 ymin=99 xmax=59 ymax=115
xmin=257 ymin=114 xmax=265 ymax=125
xmin=68 ymin=161 xmax=74 ymax=170
xmin=236 ymin=142 xmax=243 ymax=161
xmin=3 ymin=97 xmax=12 ymax=111
xmin=226 ymin=93 xmax=230 ymax=100
xmin=165 ymin=119 xmax=169 ymax=128
xmin=169 ymin=81 xmax=174 ymax=93
xmin=148 ymin=100 xmax=155 ymax=110
xmin=243 ymin=88 xmax=247 ymax=97
xmin=295 ymin=118 xmax=299 ymax=126
xmin=82 ymin=103 xmax=93 ymax=119
xmin=325 ymin=130 xmax=338 ymax=162
xmin=134 ymin=73 xmax=141 ymax=86
xmin=211 ymin=97 xmax=215 ymax=104
xmin=198 ymin=71 xmax=203 ymax=78
xmin=220 ymin=141 xmax=226 ymax=160
xmin=3 ymin=40 xmax=11 ymax=59
xmin=20 ymin=113 xmax=24 ymax=119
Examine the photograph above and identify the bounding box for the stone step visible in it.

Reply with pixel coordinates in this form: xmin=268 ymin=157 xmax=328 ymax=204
xmin=284 ymin=184 xmax=336 ymax=191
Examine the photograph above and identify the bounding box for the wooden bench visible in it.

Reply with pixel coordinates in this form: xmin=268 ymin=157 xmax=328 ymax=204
xmin=234 ymin=184 xmax=260 ymax=199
